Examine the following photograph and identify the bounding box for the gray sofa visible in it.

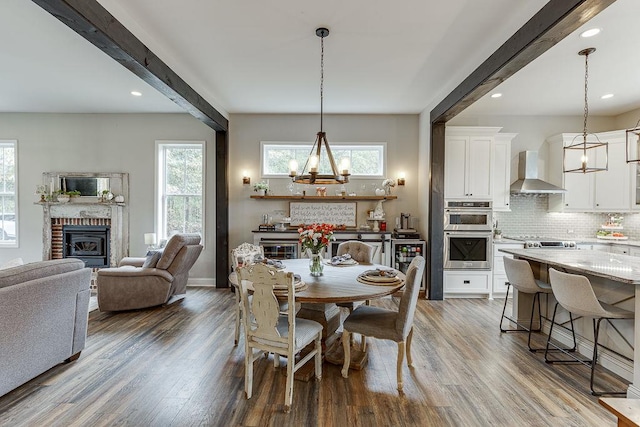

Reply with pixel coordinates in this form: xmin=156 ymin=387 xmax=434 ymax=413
xmin=0 ymin=258 xmax=91 ymax=397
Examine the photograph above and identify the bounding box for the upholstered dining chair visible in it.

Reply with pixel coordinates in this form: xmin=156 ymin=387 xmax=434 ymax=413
xmin=237 ymin=262 xmax=322 ymax=413
xmin=229 ymin=242 xmax=264 ymax=345
xmin=546 ymin=268 xmax=634 ymax=396
xmin=336 ymin=240 xmax=376 ymax=264
xmin=341 ymin=255 xmax=425 ymax=392
xmin=336 ymin=240 xmax=376 ymax=312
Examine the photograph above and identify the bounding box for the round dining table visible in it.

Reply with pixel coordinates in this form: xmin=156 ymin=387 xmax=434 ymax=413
xmin=281 ymin=258 xmax=405 ymax=374
xmin=282 ymin=258 xmax=406 ymax=303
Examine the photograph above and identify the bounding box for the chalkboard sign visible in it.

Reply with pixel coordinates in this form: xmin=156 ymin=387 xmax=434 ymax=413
xmin=290 ymin=202 xmax=357 ymax=227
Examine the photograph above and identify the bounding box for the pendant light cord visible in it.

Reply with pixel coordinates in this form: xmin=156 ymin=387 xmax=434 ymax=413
xmin=320 ymin=31 xmax=324 ymax=133
xmin=583 ymin=50 xmax=589 ymax=142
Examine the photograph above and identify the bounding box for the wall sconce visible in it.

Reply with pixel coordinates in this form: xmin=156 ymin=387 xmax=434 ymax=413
xmin=397 ymin=172 xmax=406 ymax=186
xmin=242 ymin=171 xmax=251 ymax=185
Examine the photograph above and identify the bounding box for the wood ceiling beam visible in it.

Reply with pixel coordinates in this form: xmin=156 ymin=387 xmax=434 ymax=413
xmin=31 ymin=0 xmax=228 ymax=132
xmin=428 ymin=0 xmax=617 ymax=300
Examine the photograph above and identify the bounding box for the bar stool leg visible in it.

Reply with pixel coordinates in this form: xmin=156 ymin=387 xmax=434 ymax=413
xmin=590 ymin=318 xmax=626 ymax=396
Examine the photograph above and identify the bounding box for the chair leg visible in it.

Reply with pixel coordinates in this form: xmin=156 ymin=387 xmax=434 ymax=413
xmin=341 ymin=330 xmax=351 ymax=378
xmin=544 ymin=302 xmax=559 ymax=363
xmin=245 ymin=343 xmax=253 ymax=399
xmin=284 ymin=350 xmax=294 ymax=413
xmin=362 ymin=334 xmax=367 ymax=352
xmin=499 ymin=283 xmax=511 ymax=332
xmin=590 ymin=318 xmax=627 ymax=396
xmin=234 ymin=291 xmax=241 ymax=346
xmin=315 ymin=333 xmax=322 ymax=381
xmin=274 ymin=353 xmax=280 ymax=368
xmin=397 ymin=341 xmax=405 ymax=392
xmin=406 ymin=327 xmax=414 ymax=367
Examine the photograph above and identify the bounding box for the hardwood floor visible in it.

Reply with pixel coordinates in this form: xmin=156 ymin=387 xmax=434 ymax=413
xmin=0 ymin=288 xmax=623 ymax=426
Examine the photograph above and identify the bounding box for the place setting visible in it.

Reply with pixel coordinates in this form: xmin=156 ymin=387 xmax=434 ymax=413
xmin=356 ymin=268 xmax=403 ymax=286
xmin=325 ymin=254 xmax=359 ymax=267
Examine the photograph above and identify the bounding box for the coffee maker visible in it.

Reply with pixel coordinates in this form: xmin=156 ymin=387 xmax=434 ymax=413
xmin=393 ymin=212 xmax=420 ymax=238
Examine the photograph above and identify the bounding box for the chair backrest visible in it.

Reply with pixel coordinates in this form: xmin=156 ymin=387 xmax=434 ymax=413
xmin=503 ymin=256 xmax=544 ymax=294
xmin=156 ymin=233 xmax=202 ymax=271
xmin=548 ymin=268 xmax=608 ymax=318
xmin=396 ymin=256 xmax=426 ymax=339
xmin=237 ymin=263 xmax=295 ymax=349
xmin=336 ymin=241 xmax=376 ymax=264
xmin=231 ymin=243 xmax=264 ymax=269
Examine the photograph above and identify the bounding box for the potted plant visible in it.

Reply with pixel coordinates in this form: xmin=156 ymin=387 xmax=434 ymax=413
xmin=253 ymin=182 xmax=269 ymax=196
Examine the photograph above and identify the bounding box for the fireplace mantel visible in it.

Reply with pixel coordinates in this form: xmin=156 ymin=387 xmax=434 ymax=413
xmin=40 ymin=172 xmax=129 ymax=267
xmin=41 ymin=202 xmax=128 ymax=266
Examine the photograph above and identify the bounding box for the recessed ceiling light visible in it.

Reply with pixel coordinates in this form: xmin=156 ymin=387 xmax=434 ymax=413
xmin=131 ymin=91 xmax=142 ymax=97
xmin=491 ymin=93 xmax=502 ymax=98
xmin=601 ymin=93 xmax=614 ymax=99
xmin=580 ymin=28 xmax=601 ymax=38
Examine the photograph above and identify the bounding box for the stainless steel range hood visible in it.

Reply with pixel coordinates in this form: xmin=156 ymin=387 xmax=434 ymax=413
xmin=510 ymin=151 xmax=566 ymax=194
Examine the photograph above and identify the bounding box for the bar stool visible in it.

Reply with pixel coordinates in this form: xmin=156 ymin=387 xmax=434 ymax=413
xmin=546 ymin=268 xmax=634 ymax=396
xmin=500 ymin=256 xmax=559 ymax=352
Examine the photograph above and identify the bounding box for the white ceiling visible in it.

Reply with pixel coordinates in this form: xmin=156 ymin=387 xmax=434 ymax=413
xmin=3 ymin=0 xmax=637 ymax=118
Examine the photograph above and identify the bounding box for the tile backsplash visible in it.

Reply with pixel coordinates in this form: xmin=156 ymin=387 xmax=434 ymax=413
xmin=494 ymin=195 xmax=640 ymax=240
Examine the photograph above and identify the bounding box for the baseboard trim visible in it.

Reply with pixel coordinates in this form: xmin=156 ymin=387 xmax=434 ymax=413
xmin=187 ymin=278 xmax=215 ymax=287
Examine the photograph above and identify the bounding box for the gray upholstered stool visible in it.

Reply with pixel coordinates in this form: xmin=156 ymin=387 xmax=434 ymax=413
xmin=500 ymin=256 xmax=555 ymax=352
xmin=546 ymin=268 xmax=634 ymax=396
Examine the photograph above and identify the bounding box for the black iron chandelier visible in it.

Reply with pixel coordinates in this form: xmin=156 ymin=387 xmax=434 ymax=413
xmin=289 ymin=28 xmax=350 ymax=185
xmin=563 ymin=47 xmax=608 ymax=173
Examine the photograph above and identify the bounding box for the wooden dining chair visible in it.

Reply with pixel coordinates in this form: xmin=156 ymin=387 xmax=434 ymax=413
xmin=341 ymin=255 xmax=426 ymax=392
xmin=229 ymin=242 xmax=264 ymax=345
xmin=237 ymin=263 xmax=322 ymax=413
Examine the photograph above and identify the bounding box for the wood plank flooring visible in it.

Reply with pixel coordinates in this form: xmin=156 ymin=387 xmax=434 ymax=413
xmin=0 ymin=288 xmax=624 ymax=426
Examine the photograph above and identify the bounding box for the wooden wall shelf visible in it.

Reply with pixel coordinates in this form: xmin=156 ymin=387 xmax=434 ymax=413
xmin=250 ymin=195 xmax=397 ymax=201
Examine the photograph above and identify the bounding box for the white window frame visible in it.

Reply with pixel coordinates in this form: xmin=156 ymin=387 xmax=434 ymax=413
xmin=0 ymin=140 xmax=18 ymax=248
xmin=260 ymin=141 xmax=386 ymax=179
xmin=155 ymin=140 xmax=205 ymax=245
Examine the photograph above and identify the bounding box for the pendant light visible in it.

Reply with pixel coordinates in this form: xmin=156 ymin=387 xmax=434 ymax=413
xmin=625 ymin=120 xmax=640 ymax=163
xmin=563 ymin=48 xmax=608 ymax=173
xmin=289 ymin=28 xmax=350 ymax=185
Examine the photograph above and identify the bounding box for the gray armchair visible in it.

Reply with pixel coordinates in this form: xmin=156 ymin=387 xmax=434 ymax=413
xmin=97 ymin=233 xmax=203 ymax=311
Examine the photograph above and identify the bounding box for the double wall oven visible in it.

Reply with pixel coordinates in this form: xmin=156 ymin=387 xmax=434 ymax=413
xmin=443 ymin=200 xmax=492 ymax=270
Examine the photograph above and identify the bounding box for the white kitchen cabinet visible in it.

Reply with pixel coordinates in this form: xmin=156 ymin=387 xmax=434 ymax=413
xmin=492 ymin=133 xmax=517 ymax=211
xmin=548 ymin=131 xmax=632 ymax=212
xmin=445 ymin=127 xmax=503 ymax=200
xmin=443 ymin=270 xmax=492 ymax=298
xmin=492 ymin=242 xmax=522 ymax=295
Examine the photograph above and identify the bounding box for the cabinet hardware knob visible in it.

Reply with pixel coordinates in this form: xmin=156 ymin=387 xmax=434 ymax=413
xmin=463 ymin=280 xmax=470 ymax=284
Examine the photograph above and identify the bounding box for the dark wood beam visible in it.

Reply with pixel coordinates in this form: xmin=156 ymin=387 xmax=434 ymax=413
xmin=31 ymin=0 xmax=228 ymax=132
xmin=216 ymin=130 xmax=230 ymax=288
xmin=428 ymin=0 xmax=616 ymax=300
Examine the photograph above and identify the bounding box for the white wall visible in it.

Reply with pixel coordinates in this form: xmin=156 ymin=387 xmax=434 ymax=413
xmin=0 ymin=113 xmax=216 ymax=282
xmin=228 ymin=113 xmax=419 ymax=250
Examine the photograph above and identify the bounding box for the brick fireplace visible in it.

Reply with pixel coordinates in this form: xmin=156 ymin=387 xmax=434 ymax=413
xmin=41 ymin=172 xmax=129 ymax=274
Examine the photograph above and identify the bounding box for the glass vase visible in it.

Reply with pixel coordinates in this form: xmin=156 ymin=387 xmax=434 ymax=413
xmin=307 ymin=248 xmax=325 ymax=276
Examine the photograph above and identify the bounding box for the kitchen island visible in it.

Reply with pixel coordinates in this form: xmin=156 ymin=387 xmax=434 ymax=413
xmin=499 ymin=248 xmax=640 ymax=397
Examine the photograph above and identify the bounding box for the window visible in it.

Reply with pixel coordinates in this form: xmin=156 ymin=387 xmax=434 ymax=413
xmin=156 ymin=141 xmax=204 ymax=242
xmin=0 ymin=140 xmax=17 ymax=247
xmin=261 ymin=142 xmax=385 ymax=178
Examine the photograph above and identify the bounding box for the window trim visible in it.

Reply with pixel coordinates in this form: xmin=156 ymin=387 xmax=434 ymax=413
xmin=0 ymin=140 xmax=18 ymax=248
xmin=155 ymin=140 xmax=205 ymax=246
xmin=260 ymin=141 xmax=387 ymax=179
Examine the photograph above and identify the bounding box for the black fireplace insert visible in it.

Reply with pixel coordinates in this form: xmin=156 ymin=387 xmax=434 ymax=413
xmin=62 ymin=225 xmax=110 ymax=267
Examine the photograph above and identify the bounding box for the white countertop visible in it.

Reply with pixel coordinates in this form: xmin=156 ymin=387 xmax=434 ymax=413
xmin=498 ymin=248 xmax=640 ymax=285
